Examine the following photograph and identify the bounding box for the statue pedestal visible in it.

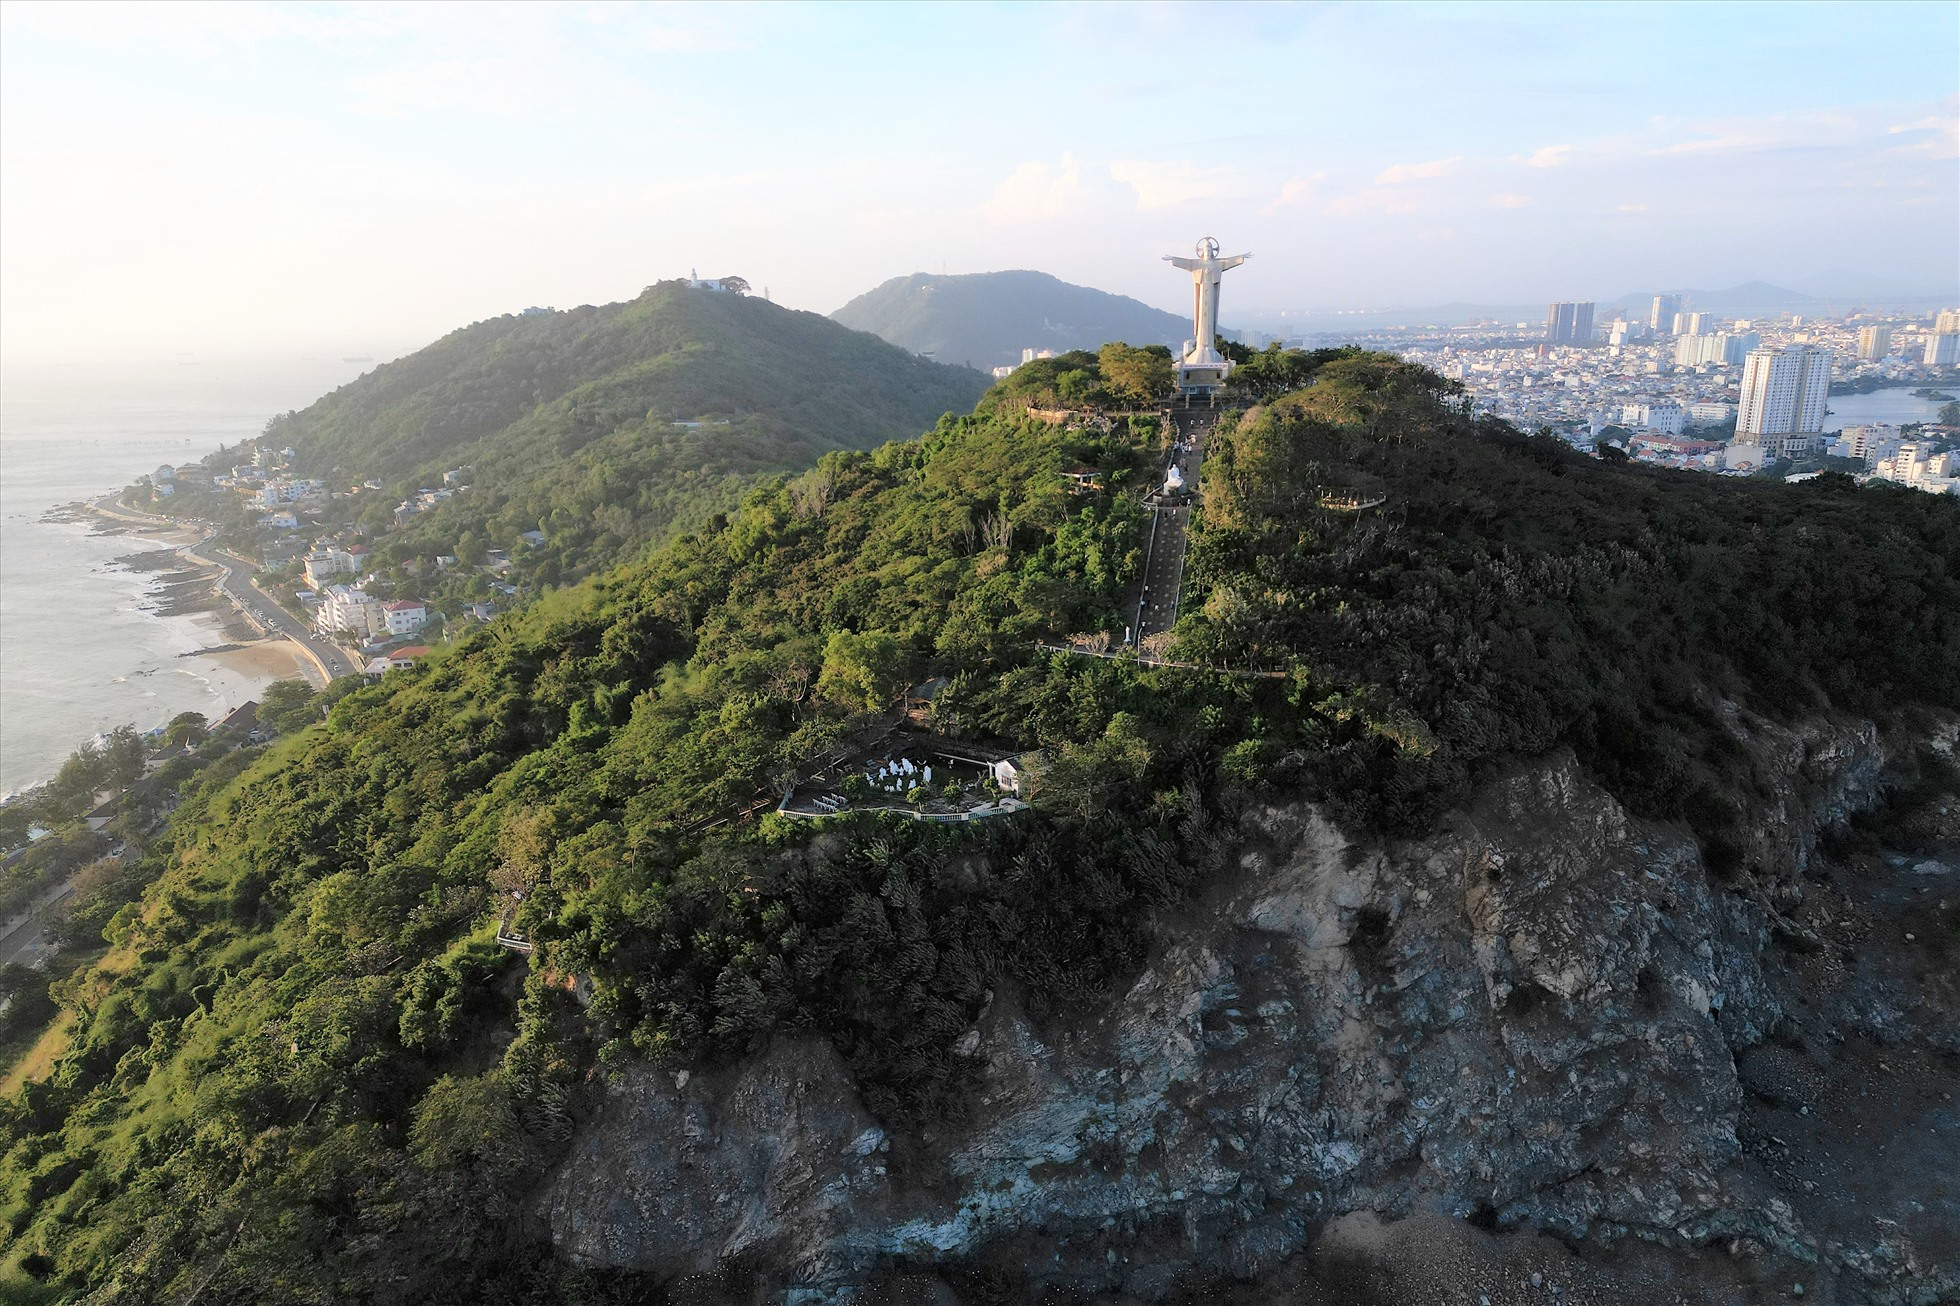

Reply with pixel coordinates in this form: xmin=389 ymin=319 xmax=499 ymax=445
xmin=1176 ymin=360 xmax=1231 ymax=393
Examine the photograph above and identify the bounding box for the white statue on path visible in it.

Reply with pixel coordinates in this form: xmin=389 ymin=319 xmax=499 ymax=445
xmin=1164 ymin=237 xmax=1249 ymax=376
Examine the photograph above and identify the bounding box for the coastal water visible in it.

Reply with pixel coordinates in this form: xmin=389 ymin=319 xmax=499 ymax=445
xmin=1823 ymin=388 xmax=1950 ymax=429
xmin=0 ymin=360 xmax=370 ymax=797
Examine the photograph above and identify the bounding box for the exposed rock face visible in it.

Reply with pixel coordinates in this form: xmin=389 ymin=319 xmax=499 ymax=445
xmin=540 ymin=721 xmax=1957 ymax=1303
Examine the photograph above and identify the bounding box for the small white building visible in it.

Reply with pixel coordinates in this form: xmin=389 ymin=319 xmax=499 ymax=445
xmin=383 ymin=599 xmax=429 ymax=636
xmin=992 ymin=754 xmax=1041 ymax=797
xmin=302 ymin=548 xmax=361 ymax=589
xmin=1619 ymin=402 xmax=1686 ymax=436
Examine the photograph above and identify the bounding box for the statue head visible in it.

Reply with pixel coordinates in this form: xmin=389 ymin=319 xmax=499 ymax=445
xmin=1197 ymin=236 xmax=1219 ymax=259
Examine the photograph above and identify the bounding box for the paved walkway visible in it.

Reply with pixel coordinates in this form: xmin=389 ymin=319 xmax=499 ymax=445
xmin=1127 ymin=401 xmax=1219 ymax=645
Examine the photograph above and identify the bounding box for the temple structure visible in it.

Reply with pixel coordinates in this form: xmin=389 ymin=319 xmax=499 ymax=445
xmin=1163 ymin=237 xmax=1249 ymax=392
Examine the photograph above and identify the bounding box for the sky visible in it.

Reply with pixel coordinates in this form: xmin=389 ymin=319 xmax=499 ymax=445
xmin=2 ymin=0 xmax=1956 ymax=366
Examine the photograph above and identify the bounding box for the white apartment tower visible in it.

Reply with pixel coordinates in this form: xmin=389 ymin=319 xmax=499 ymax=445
xmin=1856 ymin=325 xmax=1892 ymax=360
xmin=1935 ymin=309 xmax=1960 ymax=334
xmin=1737 ymin=345 xmax=1832 ymax=460
xmin=1649 ymin=294 xmax=1681 ymax=332
xmin=1926 ymin=334 xmax=1959 ymax=368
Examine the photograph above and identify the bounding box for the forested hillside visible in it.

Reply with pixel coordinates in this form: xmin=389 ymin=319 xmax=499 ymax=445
xmin=283 ymin=282 xmax=986 ymax=483
xmin=831 ymin=269 xmax=1191 ymax=370
xmin=246 ymin=284 xmax=988 ymax=583
xmin=6 ymin=354 xmax=1958 ymax=1303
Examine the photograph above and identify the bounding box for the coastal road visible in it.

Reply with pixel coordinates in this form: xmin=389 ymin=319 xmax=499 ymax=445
xmin=91 ymin=496 xmax=357 ymax=683
xmin=1128 ymin=401 xmax=1219 ymax=646
xmin=0 ymin=877 xmax=77 ymax=969
xmin=183 ymin=537 xmax=357 ymax=682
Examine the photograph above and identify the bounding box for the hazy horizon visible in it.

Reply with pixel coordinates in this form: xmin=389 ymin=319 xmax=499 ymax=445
xmin=3 ymin=1 xmax=1957 ymax=369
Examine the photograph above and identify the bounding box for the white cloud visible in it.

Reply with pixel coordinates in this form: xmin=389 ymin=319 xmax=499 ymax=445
xmin=1516 ymin=144 xmax=1574 ymax=169
xmin=1108 ymin=160 xmax=1238 ymax=210
xmin=1374 ymin=156 xmax=1460 ymax=185
xmin=982 ymin=154 xmax=1085 ymax=224
xmin=1320 ymin=187 xmax=1423 ymax=217
xmin=1487 ymin=193 xmax=1530 ymax=209
xmin=1887 ymin=113 xmax=1959 ymax=160
xmin=1260 ymin=173 xmax=1326 ymax=215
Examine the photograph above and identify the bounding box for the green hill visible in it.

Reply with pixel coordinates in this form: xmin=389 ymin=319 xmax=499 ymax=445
xmin=831 ymin=269 xmax=1192 ymax=370
xmin=251 ymin=283 xmax=987 ymax=578
xmin=7 ymin=352 xmax=1958 ymax=1302
xmin=285 ymin=281 xmax=986 ymax=482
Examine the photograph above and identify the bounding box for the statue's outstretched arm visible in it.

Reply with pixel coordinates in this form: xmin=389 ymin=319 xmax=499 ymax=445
xmin=1219 ymin=255 xmax=1250 ymax=270
xmin=1164 ymin=257 xmax=1202 ymax=270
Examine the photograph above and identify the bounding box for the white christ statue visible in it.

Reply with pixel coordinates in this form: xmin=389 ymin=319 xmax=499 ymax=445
xmin=1164 ymin=237 xmax=1249 ymax=370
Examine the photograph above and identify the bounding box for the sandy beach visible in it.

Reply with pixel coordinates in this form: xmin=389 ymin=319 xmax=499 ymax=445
xmin=195 ymin=638 xmax=319 ymax=686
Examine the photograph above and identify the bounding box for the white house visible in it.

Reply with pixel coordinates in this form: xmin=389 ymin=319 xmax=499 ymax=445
xmin=303 ymin=549 xmax=359 ymax=589
xmin=316 ymin=584 xmax=385 ymax=639
xmin=383 ymin=599 xmax=429 ymax=636
xmin=992 ymin=753 xmax=1041 ymax=797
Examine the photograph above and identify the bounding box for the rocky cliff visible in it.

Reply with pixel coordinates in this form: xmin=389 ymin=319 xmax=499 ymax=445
xmin=539 ymin=715 xmax=1958 ymax=1304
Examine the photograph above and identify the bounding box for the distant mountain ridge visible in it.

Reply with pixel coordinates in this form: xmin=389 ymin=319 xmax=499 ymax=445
xmin=831 ymin=269 xmax=1191 ymax=370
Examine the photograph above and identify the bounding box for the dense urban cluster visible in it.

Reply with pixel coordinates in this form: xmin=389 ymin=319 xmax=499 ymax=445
xmin=1257 ymin=301 xmax=1960 ymax=492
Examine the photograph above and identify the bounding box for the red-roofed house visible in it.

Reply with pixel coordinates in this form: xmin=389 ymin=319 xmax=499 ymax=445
xmin=383 ymin=600 xmax=428 ymax=636
xmin=365 ymin=645 xmax=430 ymax=674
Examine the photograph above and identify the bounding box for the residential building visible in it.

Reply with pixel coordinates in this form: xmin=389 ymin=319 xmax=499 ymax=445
xmin=382 ymin=599 xmax=429 ymax=637
xmin=1872 ymin=444 xmax=1960 ymax=494
xmin=1935 ymin=309 xmax=1960 ymax=334
xmin=316 ymin=584 xmax=385 ymax=640
xmin=1673 ymin=332 xmax=1759 ymax=368
xmin=1925 ymin=334 xmax=1959 ymax=368
xmin=1619 ymin=401 xmax=1686 ymax=435
xmin=1856 ymin=325 xmax=1893 ymax=360
xmin=1545 ymin=302 xmax=1595 ymax=345
xmin=1838 ymin=423 xmax=1903 ymax=467
xmin=1688 ymin=402 xmax=1736 ymax=427
xmin=1738 ymin=345 xmax=1832 ymax=459
xmin=365 ymin=646 xmax=431 ymax=675
xmin=302 ymin=548 xmax=360 ymax=589
xmin=1671 ymin=311 xmax=1711 ymax=336
xmin=1649 ymin=294 xmax=1681 ymax=332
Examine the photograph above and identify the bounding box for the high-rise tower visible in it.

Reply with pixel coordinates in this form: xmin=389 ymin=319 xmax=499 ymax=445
xmin=1545 ymin=301 xmax=1595 ymax=345
xmin=1738 ymin=345 xmax=1832 ymax=459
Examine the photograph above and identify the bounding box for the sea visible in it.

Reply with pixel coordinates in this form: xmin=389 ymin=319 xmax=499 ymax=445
xmin=0 ymin=358 xmax=372 ymax=798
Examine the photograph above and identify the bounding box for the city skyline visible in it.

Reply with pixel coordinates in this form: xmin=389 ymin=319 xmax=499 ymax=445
xmin=2 ymin=1 xmax=1956 ymax=367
